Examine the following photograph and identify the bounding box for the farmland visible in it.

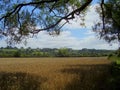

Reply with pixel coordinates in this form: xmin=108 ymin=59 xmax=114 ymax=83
xmin=0 ymin=57 xmax=113 ymax=90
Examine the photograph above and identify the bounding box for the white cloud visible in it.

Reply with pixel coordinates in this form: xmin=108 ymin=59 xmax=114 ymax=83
xmin=0 ymin=31 xmax=118 ymax=50
xmin=0 ymin=4 xmax=118 ymax=50
xmin=0 ymin=39 xmax=7 ymax=47
xmin=14 ymin=31 xmax=117 ymax=50
xmin=84 ymin=4 xmax=100 ymax=28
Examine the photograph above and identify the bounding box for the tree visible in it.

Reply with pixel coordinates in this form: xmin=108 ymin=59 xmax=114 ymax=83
xmin=14 ymin=50 xmax=21 ymax=57
xmin=57 ymin=48 xmax=70 ymax=57
xmin=0 ymin=0 xmax=116 ymax=46
xmin=93 ymin=0 xmax=120 ymax=55
xmin=0 ymin=0 xmax=93 ymax=44
xmin=93 ymin=0 xmax=120 ymax=48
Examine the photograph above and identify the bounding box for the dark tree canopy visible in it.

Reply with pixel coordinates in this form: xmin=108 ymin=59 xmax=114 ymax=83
xmin=0 ymin=0 xmax=93 ymax=44
xmin=93 ymin=0 xmax=120 ymax=44
xmin=0 ymin=0 xmax=119 ymax=46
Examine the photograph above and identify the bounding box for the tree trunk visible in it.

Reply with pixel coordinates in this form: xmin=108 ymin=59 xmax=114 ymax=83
xmin=117 ymin=32 xmax=120 ymax=57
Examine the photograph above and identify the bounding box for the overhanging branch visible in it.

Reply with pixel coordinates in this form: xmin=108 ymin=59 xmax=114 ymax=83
xmin=32 ymin=0 xmax=92 ymax=33
xmin=0 ymin=0 xmax=57 ymax=21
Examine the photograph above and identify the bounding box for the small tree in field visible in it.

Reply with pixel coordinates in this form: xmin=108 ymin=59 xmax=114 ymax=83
xmin=14 ymin=50 xmax=21 ymax=57
xmin=57 ymin=48 xmax=70 ymax=57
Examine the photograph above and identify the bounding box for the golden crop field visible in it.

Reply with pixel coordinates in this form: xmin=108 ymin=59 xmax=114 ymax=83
xmin=0 ymin=57 xmax=111 ymax=90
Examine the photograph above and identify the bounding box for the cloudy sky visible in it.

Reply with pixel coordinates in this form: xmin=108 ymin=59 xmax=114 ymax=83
xmin=0 ymin=3 xmax=118 ymax=50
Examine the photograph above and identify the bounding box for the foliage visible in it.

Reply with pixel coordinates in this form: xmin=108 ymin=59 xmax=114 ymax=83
xmin=108 ymin=54 xmax=120 ymax=64
xmin=106 ymin=59 xmax=120 ymax=90
xmin=0 ymin=0 xmax=118 ymax=50
xmin=56 ymin=48 xmax=70 ymax=57
xmin=0 ymin=0 xmax=92 ymax=44
xmin=93 ymin=0 xmax=120 ymax=44
xmin=0 ymin=47 xmax=114 ymax=57
xmin=108 ymin=55 xmax=120 ymax=90
xmin=14 ymin=50 xmax=21 ymax=57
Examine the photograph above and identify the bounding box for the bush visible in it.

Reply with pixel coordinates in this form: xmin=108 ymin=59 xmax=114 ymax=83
xmin=14 ymin=51 xmax=21 ymax=57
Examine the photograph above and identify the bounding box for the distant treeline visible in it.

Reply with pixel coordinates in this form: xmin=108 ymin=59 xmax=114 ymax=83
xmin=0 ymin=46 xmax=115 ymax=57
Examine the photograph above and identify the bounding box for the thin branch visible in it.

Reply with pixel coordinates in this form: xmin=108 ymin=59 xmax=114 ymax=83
xmin=51 ymin=10 xmax=63 ymax=18
xmin=30 ymin=6 xmax=38 ymax=16
xmin=17 ymin=12 xmax=21 ymax=28
xmin=0 ymin=0 xmax=57 ymax=21
xmin=65 ymin=0 xmax=92 ymax=20
xmin=101 ymin=0 xmax=105 ymax=30
xmin=58 ymin=21 xmax=68 ymax=30
xmin=49 ymin=1 xmax=58 ymax=12
xmin=0 ymin=0 xmax=93 ymax=35
xmin=32 ymin=0 xmax=92 ymax=33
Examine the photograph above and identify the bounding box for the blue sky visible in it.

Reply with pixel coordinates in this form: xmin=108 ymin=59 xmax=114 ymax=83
xmin=0 ymin=0 xmax=118 ymax=50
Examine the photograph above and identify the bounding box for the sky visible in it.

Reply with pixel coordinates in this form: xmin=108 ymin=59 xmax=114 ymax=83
xmin=0 ymin=1 xmax=118 ymax=50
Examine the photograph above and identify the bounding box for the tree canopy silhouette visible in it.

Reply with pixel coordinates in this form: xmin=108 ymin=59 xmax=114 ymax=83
xmin=0 ymin=0 xmax=119 ymax=45
xmin=93 ymin=0 xmax=120 ymax=50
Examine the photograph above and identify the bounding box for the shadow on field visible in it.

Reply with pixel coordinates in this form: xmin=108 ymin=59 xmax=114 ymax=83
xmin=60 ymin=64 xmax=112 ymax=90
xmin=0 ymin=72 xmax=47 ymax=90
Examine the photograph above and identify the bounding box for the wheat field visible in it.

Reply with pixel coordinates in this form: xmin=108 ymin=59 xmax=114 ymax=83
xmin=0 ymin=57 xmax=111 ymax=90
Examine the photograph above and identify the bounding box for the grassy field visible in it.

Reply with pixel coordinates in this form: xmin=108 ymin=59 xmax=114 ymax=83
xmin=0 ymin=57 xmax=112 ymax=90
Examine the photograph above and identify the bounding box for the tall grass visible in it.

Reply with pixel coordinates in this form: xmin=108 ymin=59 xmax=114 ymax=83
xmin=0 ymin=72 xmax=45 ymax=90
xmin=0 ymin=57 xmax=113 ymax=90
xmin=61 ymin=64 xmax=111 ymax=90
